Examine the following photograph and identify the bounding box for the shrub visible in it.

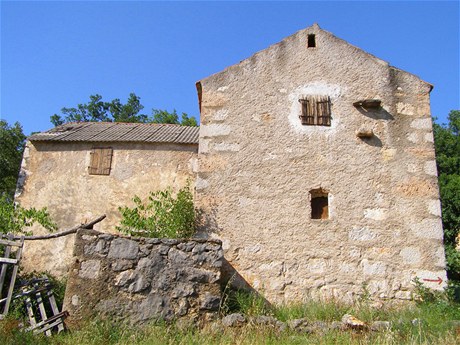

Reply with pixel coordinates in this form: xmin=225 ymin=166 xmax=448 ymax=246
xmin=116 ymin=183 xmax=195 ymax=239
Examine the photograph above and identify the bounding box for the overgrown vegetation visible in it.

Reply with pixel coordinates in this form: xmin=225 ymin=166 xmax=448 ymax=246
xmin=117 ymin=183 xmax=196 ymax=239
xmin=0 ymin=195 xmax=57 ymax=235
xmin=1 ymin=290 xmax=460 ymax=344
xmin=0 ymin=120 xmax=26 ymax=202
xmin=434 ymin=110 xmax=460 ymax=282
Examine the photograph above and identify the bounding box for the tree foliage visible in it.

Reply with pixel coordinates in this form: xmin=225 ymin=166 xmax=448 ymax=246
xmin=434 ymin=110 xmax=460 ymax=279
xmin=51 ymin=93 xmax=198 ymax=127
xmin=0 ymin=120 xmax=26 ymax=201
xmin=117 ymin=183 xmax=196 ymax=239
xmin=0 ymin=195 xmax=57 ymax=235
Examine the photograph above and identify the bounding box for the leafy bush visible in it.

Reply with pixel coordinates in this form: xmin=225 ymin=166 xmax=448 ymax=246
xmin=117 ymin=183 xmax=195 ymax=238
xmin=0 ymin=195 xmax=56 ymax=235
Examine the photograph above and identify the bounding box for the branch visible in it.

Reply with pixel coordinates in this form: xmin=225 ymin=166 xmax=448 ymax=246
xmin=14 ymin=215 xmax=106 ymax=241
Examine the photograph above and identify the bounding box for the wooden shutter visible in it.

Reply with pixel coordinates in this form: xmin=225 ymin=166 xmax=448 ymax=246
xmin=299 ymin=99 xmax=315 ymax=125
xmin=89 ymin=148 xmax=113 ymax=175
xmin=299 ymin=95 xmax=331 ymax=126
xmin=317 ymin=96 xmax=331 ymax=126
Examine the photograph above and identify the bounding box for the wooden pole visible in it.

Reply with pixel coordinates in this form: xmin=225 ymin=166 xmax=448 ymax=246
xmin=13 ymin=215 xmax=106 ymax=241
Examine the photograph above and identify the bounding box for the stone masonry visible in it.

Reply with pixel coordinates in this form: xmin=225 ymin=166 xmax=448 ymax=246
xmin=16 ymin=140 xmax=197 ymax=276
xmin=63 ymin=229 xmax=223 ymax=328
xmin=195 ymin=24 xmax=446 ymax=303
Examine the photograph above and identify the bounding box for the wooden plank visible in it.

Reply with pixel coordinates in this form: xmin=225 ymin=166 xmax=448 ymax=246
xmin=0 ymin=239 xmax=24 ymax=247
xmin=3 ymin=237 xmax=23 ymax=317
xmin=0 ymin=237 xmax=12 ymax=300
xmin=0 ymin=258 xmax=18 ymax=264
xmin=47 ymin=290 xmax=64 ymax=332
xmin=34 ymin=284 xmax=51 ymax=336
xmin=25 ymin=295 xmax=37 ymax=328
xmin=27 ymin=311 xmax=68 ymax=334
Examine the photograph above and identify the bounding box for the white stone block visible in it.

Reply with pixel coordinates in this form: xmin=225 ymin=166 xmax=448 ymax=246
xmin=434 ymin=247 xmax=446 ymax=268
xmin=396 ymin=102 xmax=415 ymax=116
xmin=364 ymin=208 xmax=387 ymax=220
xmin=414 ymin=269 xmax=447 ymax=290
xmin=424 ymin=132 xmax=434 ymax=143
xmin=411 ymin=219 xmax=443 ymax=239
xmin=410 ymin=118 xmax=432 ymax=130
xmin=424 ymin=160 xmax=438 ymax=176
xmin=199 ymin=139 xmax=210 ymax=154
xmin=399 ymin=247 xmax=421 ymax=265
xmin=349 ymin=227 xmax=377 ymax=241
xmin=200 ymin=124 xmax=231 ymax=138
xmin=212 ymin=109 xmax=229 ymax=121
xmin=427 ymin=199 xmax=442 ymax=217
xmin=195 ymin=177 xmax=209 ymax=191
xmin=214 ymin=143 xmax=240 ymax=152
xmin=362 ymin=259 xmax=387 ymax=276
xmin=407 ymin=132 xmax=419 ymax=143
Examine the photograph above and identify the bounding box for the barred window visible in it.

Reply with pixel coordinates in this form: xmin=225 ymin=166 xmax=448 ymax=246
xmin=298 ymin=95 xmax=331 ymax=126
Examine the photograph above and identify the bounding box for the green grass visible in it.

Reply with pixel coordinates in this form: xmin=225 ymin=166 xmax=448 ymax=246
xmin=1 ymin=296 xmax=459 ymax=345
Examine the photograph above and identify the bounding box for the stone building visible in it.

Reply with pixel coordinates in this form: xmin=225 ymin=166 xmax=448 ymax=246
xmin=194 ymin=24 xmax=446 ymax=302
xmin=15 ymin=122 xmax=198 ymax=275
xmin=17 ymin=24 xmax=446 ymax=303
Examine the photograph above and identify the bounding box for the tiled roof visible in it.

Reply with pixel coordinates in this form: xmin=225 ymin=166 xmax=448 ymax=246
xmin=29 ymin=122 xmax=199 ymax=144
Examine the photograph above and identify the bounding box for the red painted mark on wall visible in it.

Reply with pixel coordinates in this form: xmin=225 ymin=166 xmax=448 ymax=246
xmin=422 ymin=277 xmax=443 ymax=285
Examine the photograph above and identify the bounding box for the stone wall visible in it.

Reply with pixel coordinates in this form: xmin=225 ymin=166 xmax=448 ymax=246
xmin=15 ymin=141 xmax=197 ymax=276
xmin=195 ymin=24 xmax=446 ymax=303
xmin=63 ymin=229 xmax=223 ymax=328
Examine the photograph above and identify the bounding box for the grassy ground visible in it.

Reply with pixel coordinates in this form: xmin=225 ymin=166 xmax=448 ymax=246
xmin=1 ymin=294 xmax=459 ymax=345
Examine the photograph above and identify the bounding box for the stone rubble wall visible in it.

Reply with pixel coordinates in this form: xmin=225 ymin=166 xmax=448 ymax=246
xmin=63 ymin=229 xmax=223 ymax=328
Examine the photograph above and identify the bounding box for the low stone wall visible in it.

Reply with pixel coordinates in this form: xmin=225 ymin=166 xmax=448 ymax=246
xmin=63 ymin=229 xmax=223 ymax=328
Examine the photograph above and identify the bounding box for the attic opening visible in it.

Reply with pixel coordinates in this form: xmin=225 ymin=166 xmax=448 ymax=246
xmin=308 ymin=34 xmax=316 ymax=48
xmin=310 ymin=188 xmax=329 ymax=219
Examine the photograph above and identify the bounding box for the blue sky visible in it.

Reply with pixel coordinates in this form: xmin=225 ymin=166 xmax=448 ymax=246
xmin=1 ymin=1 xmax=459 ymax=135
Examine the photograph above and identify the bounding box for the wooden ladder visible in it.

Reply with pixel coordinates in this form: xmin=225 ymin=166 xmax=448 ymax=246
xmin=0 ymin=233 xmax=24 ymax=320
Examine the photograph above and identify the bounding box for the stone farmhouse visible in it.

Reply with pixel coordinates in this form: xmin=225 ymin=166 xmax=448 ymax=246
xmin=16 ymin=123 xmax=199 ymax=275
xmin=16 ymin=24 xmax=446 ymax=303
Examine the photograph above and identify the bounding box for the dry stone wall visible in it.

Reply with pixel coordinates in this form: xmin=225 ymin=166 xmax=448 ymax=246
xmin=63 ymin=229 xmax=223 ymax=327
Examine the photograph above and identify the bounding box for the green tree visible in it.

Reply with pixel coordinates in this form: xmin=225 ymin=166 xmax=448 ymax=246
xmin=0 ymin=120 xmax=26 ymax=201
xmin=151 ymin=109 xmax=197 ymax=126
xmin=51 ymin=93 xmax=198 ymax=126
xmin=434 ymin=110 xmax=460 ymax=279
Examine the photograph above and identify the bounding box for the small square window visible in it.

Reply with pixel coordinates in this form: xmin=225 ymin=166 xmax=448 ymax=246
xmin=298 ymin=95 xmax=331 ymax=126
xmin=89 ymin=147 xmax=113 ymax=175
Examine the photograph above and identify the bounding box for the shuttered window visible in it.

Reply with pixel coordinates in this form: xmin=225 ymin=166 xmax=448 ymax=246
xmin=298 ymin=96 xmax=331 ymax=126
xmin=88 ymin=148 xmax=113 ymax=175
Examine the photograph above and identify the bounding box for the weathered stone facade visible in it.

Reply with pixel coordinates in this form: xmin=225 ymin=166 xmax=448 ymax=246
xmin=16 ymin=140 xmax=197 ymax=275
xmin=63 ymin=229 xmax=222 ymax=327
xmin=195 ymin=24 xmax=446 ymax=303
xmin=17 ymin=24 xmax=447 ymax=305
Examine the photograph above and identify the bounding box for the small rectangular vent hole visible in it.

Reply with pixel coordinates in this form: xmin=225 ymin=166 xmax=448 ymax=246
xmin=308 ymin=34 xmax=316 ymax=48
